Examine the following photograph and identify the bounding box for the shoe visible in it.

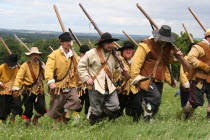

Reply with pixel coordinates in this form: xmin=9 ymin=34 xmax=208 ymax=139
xmin=9 ymin=119 xmax=15 ymax=124
xmin=32 ymin=115 xmax=41 ymax=126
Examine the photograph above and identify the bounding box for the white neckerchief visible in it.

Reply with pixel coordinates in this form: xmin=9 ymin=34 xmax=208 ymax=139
xmin=149 ymin=35 xmax=154 ymax=39
xmin=60 ymin=46 xmax=73 ymax=59
xmin=127 ymin=58 xmax=132 ymax=64
xmin=202 ymin=39 xmax=210 ymax=45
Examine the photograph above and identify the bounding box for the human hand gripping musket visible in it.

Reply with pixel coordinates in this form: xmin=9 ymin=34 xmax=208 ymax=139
xmin=136 ymin=3 xmax=192 ymax=73
xmin=79 ymin=3 xmax=131 ymax=82
xmin=188 ymin=8 xmax=206 ymax=32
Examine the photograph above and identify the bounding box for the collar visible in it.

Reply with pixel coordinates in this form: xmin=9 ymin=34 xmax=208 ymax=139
xmin=149 ymin=35 xmax=154 ymax=39
xmin=60 ymin=46 xmax=73 ymax=59
xmin=202 ymin=39 xmax=210 ymax=45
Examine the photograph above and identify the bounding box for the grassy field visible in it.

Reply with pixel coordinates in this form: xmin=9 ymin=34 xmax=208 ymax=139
xmin=1 ymin=83 xmax=210 ymax=140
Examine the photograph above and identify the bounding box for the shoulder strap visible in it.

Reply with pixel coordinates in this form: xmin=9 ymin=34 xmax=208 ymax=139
xmin=96 ymin=48 xmax=112 ymax=81
xmin=27 ymin=61 xmax=37 ymax=82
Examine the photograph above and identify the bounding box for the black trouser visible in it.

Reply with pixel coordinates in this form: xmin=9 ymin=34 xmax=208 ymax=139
xmin=76 ymin=89 xmax=90 ymax=114
xmin=140 ymin=81 xmax=163 ymax=114
xmin=118 ymin=92 xmax=143 ymax=121
xmin=189 ymin=80 xmax=210 ymax=108
xmin=180 ymin=85 xmax=190 ymax=108
xmin=22 ymin=90 xmax=46 ymax=119
xmin=11 ymin=96 xmax=23 ymax=116
xmin=0 ymin=95 xmax=13 ymax=120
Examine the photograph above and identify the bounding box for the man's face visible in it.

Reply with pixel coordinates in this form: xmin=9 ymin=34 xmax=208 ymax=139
xmin=31 ymin=54 xmax=39 ymax=62
xmin=122 ymin=48 xmax=134 ymax=60
xmin=206 ymin=37 xmax=210 ymax=43
xmin=61 ymin=41 xmax=72 ymax=50
xmin=102 ymin=42 xmax=113 ymax=52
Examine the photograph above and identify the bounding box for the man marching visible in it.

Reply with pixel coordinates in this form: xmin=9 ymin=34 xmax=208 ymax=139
xmin=184 ymin=29 xmax=210 ymax=119
xmin=45 ymin=32 xmax=81 ymax=128
xmin=12 ymin=47 xmax=47 ymax=126
xmin=78 ymin=32 xmax=120 ymax=125
xmin=131 ymin=25 xmax=182 ymax=121
xmin=117 ymin=41 xmax=143 ymax=122
xmin=0 ymin=54 xmax=22 ymax=124
xmin=76 ymin=45 xmax=90 ymax=118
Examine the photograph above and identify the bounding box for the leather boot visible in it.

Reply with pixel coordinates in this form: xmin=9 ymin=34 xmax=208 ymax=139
xmin=32 ymin=115 xmax=41 ymax=126
xmin=89 ymin=114 xmax=102 ymax=125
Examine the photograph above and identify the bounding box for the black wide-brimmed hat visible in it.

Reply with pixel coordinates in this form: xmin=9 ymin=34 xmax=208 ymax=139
xmin=118 ymin=41 xmax=134 ymax=51
xmin=95 ymin=32 xmax=119 ymax=45
xmin=152 ymin=25 xmax=176 ymax=43
xmin=4 ymin=54 xmax=18 ymax=67
xmin=59 ymin=32 xmax=73 ymax=42
xmin=79 ymin=45 xmax=90 ymax=53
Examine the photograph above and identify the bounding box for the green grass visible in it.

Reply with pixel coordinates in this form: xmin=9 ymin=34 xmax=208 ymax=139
xmin=1 ymin=83 xmax=210 ymax=140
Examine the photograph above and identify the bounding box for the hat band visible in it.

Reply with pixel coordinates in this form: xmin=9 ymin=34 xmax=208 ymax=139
xmin=159 ymin=28 xmax=171 ymax=37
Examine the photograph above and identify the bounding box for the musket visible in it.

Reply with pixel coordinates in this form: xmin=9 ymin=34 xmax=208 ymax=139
xmin=188 ymin=8 xmax=206 ymax=32
xmin=53 ymin=4 xmax=79 ymax=62
xmin=88 ymin=40 xmax=93 ymax=49
xmin=79 ymin=3 xmax=131 ymax=82
xmin=49 ymin=46 xmax=54 ymax=51
xmin=122 ymin=30 xmax=139 ymax=46
xmin=136 ymin=3 xmax=192 ymax=73
xmin=68 ymin=28 xmax=82 ymax=47
xmin=0 ymin=37 xmax=12 ymax=54
xmin=14 ymin=34 xmax=30 ymax=52
xmin=182 ymin=24 xmax=194 ymax=44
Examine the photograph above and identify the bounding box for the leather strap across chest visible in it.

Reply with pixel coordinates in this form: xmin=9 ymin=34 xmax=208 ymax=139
xmin=27 ymin=61 xmax=37 ymax=82
xmin=96 ymin=48 xmax=112 ymax=81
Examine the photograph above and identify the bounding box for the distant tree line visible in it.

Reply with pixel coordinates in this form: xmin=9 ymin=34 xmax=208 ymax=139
xmin=0 ymin=31 xmax=201 ymax=79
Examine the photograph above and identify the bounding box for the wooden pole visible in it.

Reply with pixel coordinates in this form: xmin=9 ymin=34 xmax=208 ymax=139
xmin=188 ymin=8 xmax=206 ymax=32
xmin=49 ymin=46 xmax=54 ymax=51
xmin=88 ymin=40 xmax=93 ymax=49
xmin=0 ymin=37 xmax=12 ymax=54
xmin=14 ymin=34 xmax=30 ymax=52
xmin=122 ymin=31 xmax=139 ymax=46
xmin=136 ymin=3 xmax=159 ymax=30
xmin=53 ymin=4 xmax=66 ymax=32
xmin=182 ymin=24 xmax=194 ymax=43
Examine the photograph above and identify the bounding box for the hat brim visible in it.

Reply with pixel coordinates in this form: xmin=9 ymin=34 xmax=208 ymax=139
xmin=60 ymin=38 xmax=73 ymax=42
xmin=152 ymin=30 xmax=176 ymax=43
xmin=95 ymin=38 xmax=119 ymax=45
xmin=117 ymin=46 xmax=134 ymax=51
xmin=25 ymin=52 xmax=42 ymax=56
xmin=4 ymin=59 xmax=17 ymax=67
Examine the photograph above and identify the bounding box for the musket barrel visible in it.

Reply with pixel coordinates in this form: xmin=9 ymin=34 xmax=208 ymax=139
xmin=68 ymin=28 xmax=82 ymax=47
xmin=188 ymin=8 xmax=206 ymax=32
xmin=0 ymin=37 xmax=12 ymax=54
xmin=14 ymin=34 xmax=30 ymax=52
xmin=182 ymin=24 xmax=194 ymax=43
xmin=53 ymin=4 xmax=66 ymax=32
xmin=136 ymin=3 xmax=159 ymax=30
xmin=79 ymin=3 xmax=121 ymax=48
xmin=122 ymin=30 xmax=139 ymax=46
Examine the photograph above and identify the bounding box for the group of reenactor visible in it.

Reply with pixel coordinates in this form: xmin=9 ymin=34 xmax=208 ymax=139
xmin=1 ymin=24 xmax=210 ymax=128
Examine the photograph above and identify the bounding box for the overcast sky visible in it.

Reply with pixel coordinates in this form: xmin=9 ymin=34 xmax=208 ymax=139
xmin=0 ymin=0 xmax=209 ymax=38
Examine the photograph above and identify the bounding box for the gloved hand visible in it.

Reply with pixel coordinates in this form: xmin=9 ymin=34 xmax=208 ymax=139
xmin=198 ymin=61 xmax=210 ymax=73
xmin=130 ymin=75 xmax=146 ymax=85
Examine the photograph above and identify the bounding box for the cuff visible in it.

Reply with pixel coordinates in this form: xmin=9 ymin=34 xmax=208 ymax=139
xmin=182 ymin=82 xmax=190 ymax=88
xmin=12 ymin=87 xmax=20 ymax=91
xmin=0 ymin=82 xmax=2 ymax=85
xmin=47 ymin=79 xmax=55 ymax=85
